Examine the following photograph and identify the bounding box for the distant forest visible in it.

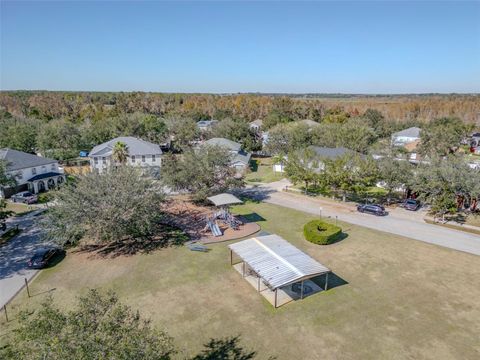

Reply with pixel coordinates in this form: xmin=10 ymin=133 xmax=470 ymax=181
xmin=0 ymin=91 xmax=479 ymax=160
xmin=1 ymin=91 xmax=479 ymax=123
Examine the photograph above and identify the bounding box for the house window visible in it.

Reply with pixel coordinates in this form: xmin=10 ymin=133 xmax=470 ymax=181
xmin=15 ymin=171 xmax=23 ymax=180
xmin=94 ymin=157 xmax=98 ymax=164
xmin=142 ymin=155 xmax=146 ymax=162
xmin=41 ymin=165 xmax=47 ymax=173
xmin=102 ymin=157 xmax=106 ymax=163
xmin=32 ymin=168 xmax=37 ymax=175
xmin=51 ymin=163 xmax=56 ymax=171
xmin=152 ymin=154 xmax=156 ymax=162
xmin=131 ymin=155 xmax=136 ymax=163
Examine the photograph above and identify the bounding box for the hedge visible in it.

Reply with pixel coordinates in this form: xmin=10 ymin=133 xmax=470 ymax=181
xmin=303 ymin=220 xmax=342 ymax=245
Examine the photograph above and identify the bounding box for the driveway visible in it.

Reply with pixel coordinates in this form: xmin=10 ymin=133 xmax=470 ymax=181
xmin=0 ymin=210 xmax=46 ymax=308
xmin=243 ymin=181 xmax=480 ymax=256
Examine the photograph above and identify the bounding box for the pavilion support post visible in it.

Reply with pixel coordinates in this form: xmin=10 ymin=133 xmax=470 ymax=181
xmin=300 ymin=280 xmax=304 ymax=299
xmin=257 ymin=277 xmax=260 ymax=292
xmin=242 ymin=262 xmax=245 ymax=277
xmin=274 ymin=289 xmax=278 ymax=308
xmin=230 ymin=250 xmax=233 ymax=265
xmin=325 ymin=272 xmax=329 ymax=291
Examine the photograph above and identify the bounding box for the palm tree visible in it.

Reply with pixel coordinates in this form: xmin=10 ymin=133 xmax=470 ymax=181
xmin=112 ymin=142 xmax=129 ymax=165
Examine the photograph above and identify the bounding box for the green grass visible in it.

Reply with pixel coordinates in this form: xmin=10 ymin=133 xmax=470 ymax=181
xmin=2 ymin=202 xmax=480 ymax=359
xmin=245 ymin=157 xmax=284 ymax=183
xmin=5 ymin=202 xmax=32 ymax=215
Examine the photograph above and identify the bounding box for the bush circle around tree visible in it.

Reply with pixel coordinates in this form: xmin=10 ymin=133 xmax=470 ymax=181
xmin=303 ymin=220 xmax=342 ymax=245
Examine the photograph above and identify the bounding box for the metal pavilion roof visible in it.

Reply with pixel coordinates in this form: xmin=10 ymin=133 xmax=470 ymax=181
xmin=207 ymin=193 xmax=243 ymax=207
xmin=229 ymin=235 xmax=330 ymax=290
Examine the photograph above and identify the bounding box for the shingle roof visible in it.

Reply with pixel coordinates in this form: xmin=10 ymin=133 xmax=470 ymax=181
xmin=28 ymin=172 xmax=63 ymax=182
xmin=0 ymin=148 xmax=57 ymax=171
xmin=249 ymin=119 xmax=263 ymax=127
xmin=229 ymin=235 xmax=330 ymax=290
xmin=89 ymin=137 xmax=162 ymax=157
xmin=232 ymin=151 xmax=251 ymax=165
xmin=392 ymin=127 xmax=421 ymax=138
xmin=298 ymin=119 xmax=320 ymax=127
xmin=309 ymin=146 xmax=355 ymax=160
xmin=204 ymin=138 xmax=242 ymax=151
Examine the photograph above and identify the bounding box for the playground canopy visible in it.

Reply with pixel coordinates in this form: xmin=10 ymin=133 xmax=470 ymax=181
xmin=229 ymin=235 xmax=330 ymax=290
xmin=207 ymin=193 xmax=243 ymax=207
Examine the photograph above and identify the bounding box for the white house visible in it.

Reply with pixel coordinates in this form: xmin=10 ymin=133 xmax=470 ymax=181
xmin=0 ymin=148 xmax=65 ymax=197
xmin=89 ymin=137 xmax=163 ymax=177
xmin=249 ymin=119 xmax=263 ymax=133
xmin=203 ymin=138 xmax=251 ymax=174
xmin=391 ymin=127 xmax=421 ymax=146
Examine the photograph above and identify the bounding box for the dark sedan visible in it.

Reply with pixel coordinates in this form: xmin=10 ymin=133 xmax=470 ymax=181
xmin=402 ymin=199 xmax=421 ymax=211
xmin=357 ymin=204 xmax=388 ymax=216
xmin=27 ymin=246 xmax=65 ymax=269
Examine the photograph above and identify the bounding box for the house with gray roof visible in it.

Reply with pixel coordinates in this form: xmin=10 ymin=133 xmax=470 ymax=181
xmin=89 ymin=137 xmax=162 ymax=176
xmin=391 ymin=127 xmax=421 ymax=146
xmin=203 ymin=138 xmax=251 ymax=174
xmin=249 ymin=119 xmax=263 ymax=133
xmin=0 ymin=148 xmax=65 ymax=197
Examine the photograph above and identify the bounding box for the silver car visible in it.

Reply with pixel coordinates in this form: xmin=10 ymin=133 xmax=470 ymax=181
xmin=11 ymin=191 xmax=38 ymax=204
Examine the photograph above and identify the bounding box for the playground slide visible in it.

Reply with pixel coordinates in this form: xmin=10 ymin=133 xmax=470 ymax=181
xmin=208 ymin=221 xmax=223 ymax=237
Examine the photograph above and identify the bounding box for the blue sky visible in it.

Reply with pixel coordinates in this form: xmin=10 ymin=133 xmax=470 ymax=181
xmin=1 ymin=1 xmax=479 ymax=93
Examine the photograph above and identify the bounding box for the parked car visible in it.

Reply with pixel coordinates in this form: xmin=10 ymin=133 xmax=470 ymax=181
xmin=11 ymin=191 xmax=38 ymax=204
xmin=27 ymin=246 xmax=65 ymax=269
xmin=402 ymin=198 xmax=421 ymax=211
xmin=357 ymin=204 xmax=388 ymax=216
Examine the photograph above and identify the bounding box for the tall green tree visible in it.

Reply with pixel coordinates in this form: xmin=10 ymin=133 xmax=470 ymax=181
xmin=42 ymin=166 xmax=165 ymax=247
xmin=161 ymin=145 xmax=244 ymax=202
xmin=419 ymin=117 xmax=469 ymax=156
xmin=377 ymin=157 xmax=413 ymax=197
xmin=2 ymin=289 xmax=175 ymax=360
xmin=112 ymin=141 xmax=129 ymax=165
xmin=410 ymin=156 xmax=479 ymax=216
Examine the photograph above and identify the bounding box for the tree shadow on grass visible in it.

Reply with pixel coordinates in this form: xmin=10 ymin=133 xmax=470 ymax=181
xmin=192 ymin=336 xmax=261 ymax=360
xmin=74 ymin=225 xmax=189 ymax=258
xmin=240 ymin=213 xmax=266 ymax=223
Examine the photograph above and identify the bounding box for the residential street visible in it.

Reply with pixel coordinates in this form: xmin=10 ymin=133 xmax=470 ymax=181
xmin=243 ymin=180 xmax=480 ymax=256
xmin=0 ymin=210 xmax=46 ymax=308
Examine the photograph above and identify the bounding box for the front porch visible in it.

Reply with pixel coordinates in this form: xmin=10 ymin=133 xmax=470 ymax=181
xmin=27 ymin=172 xmax=66 ymax=194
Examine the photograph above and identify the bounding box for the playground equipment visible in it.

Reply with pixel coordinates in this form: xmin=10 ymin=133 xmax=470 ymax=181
xmin=207 ymin=219 xmax=223 ymax=237
xmin=205 ymin=193 xmax=244 ymax=236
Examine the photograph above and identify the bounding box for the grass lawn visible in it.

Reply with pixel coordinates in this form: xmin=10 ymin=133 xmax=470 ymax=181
xmin=245 ymin=157 xmax=284 ymax=184
xmin=465 ymin=213 xmax=480 ymax=227
xmin=5 ymin=202 xmax=33 ymax=215
xmin=2 ymin=202 xmax=480 ymax=359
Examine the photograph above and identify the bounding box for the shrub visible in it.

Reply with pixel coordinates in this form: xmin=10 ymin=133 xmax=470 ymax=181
xmin=303 ymin=220 xmax=342 ymax=245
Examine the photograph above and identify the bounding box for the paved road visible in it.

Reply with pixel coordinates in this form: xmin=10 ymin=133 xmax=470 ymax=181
xmin=0 ymin=210 xmax=46 ymax=308
xmin=243 ymin=180 xmax=480 ymax=256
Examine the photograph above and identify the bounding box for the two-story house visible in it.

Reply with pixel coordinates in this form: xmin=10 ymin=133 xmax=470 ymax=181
xmin=89 ymin=137 xmax=163 ymax=177
xmin=0 ymin=148 xmax=65 ymax=198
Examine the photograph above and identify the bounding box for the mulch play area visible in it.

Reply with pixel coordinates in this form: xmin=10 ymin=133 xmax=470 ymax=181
xmin=162 ymin=196 xmax=260 ymax=243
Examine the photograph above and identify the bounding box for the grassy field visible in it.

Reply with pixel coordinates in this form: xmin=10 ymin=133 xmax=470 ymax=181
xmin=2 ymin=202 xmax=480 ymax=359
xmin=245 ymin=157 xmax=284 ymax=184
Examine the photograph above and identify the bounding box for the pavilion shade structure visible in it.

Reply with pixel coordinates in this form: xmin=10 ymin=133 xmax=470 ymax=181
xmin=229 ymin=235 xmax=330 ymax=290
xmin=207 ymin=193 xmax=243 ymax=207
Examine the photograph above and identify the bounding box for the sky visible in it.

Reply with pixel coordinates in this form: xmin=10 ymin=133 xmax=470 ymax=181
xmin=1 ymin=1 xmax=479 ymax=93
